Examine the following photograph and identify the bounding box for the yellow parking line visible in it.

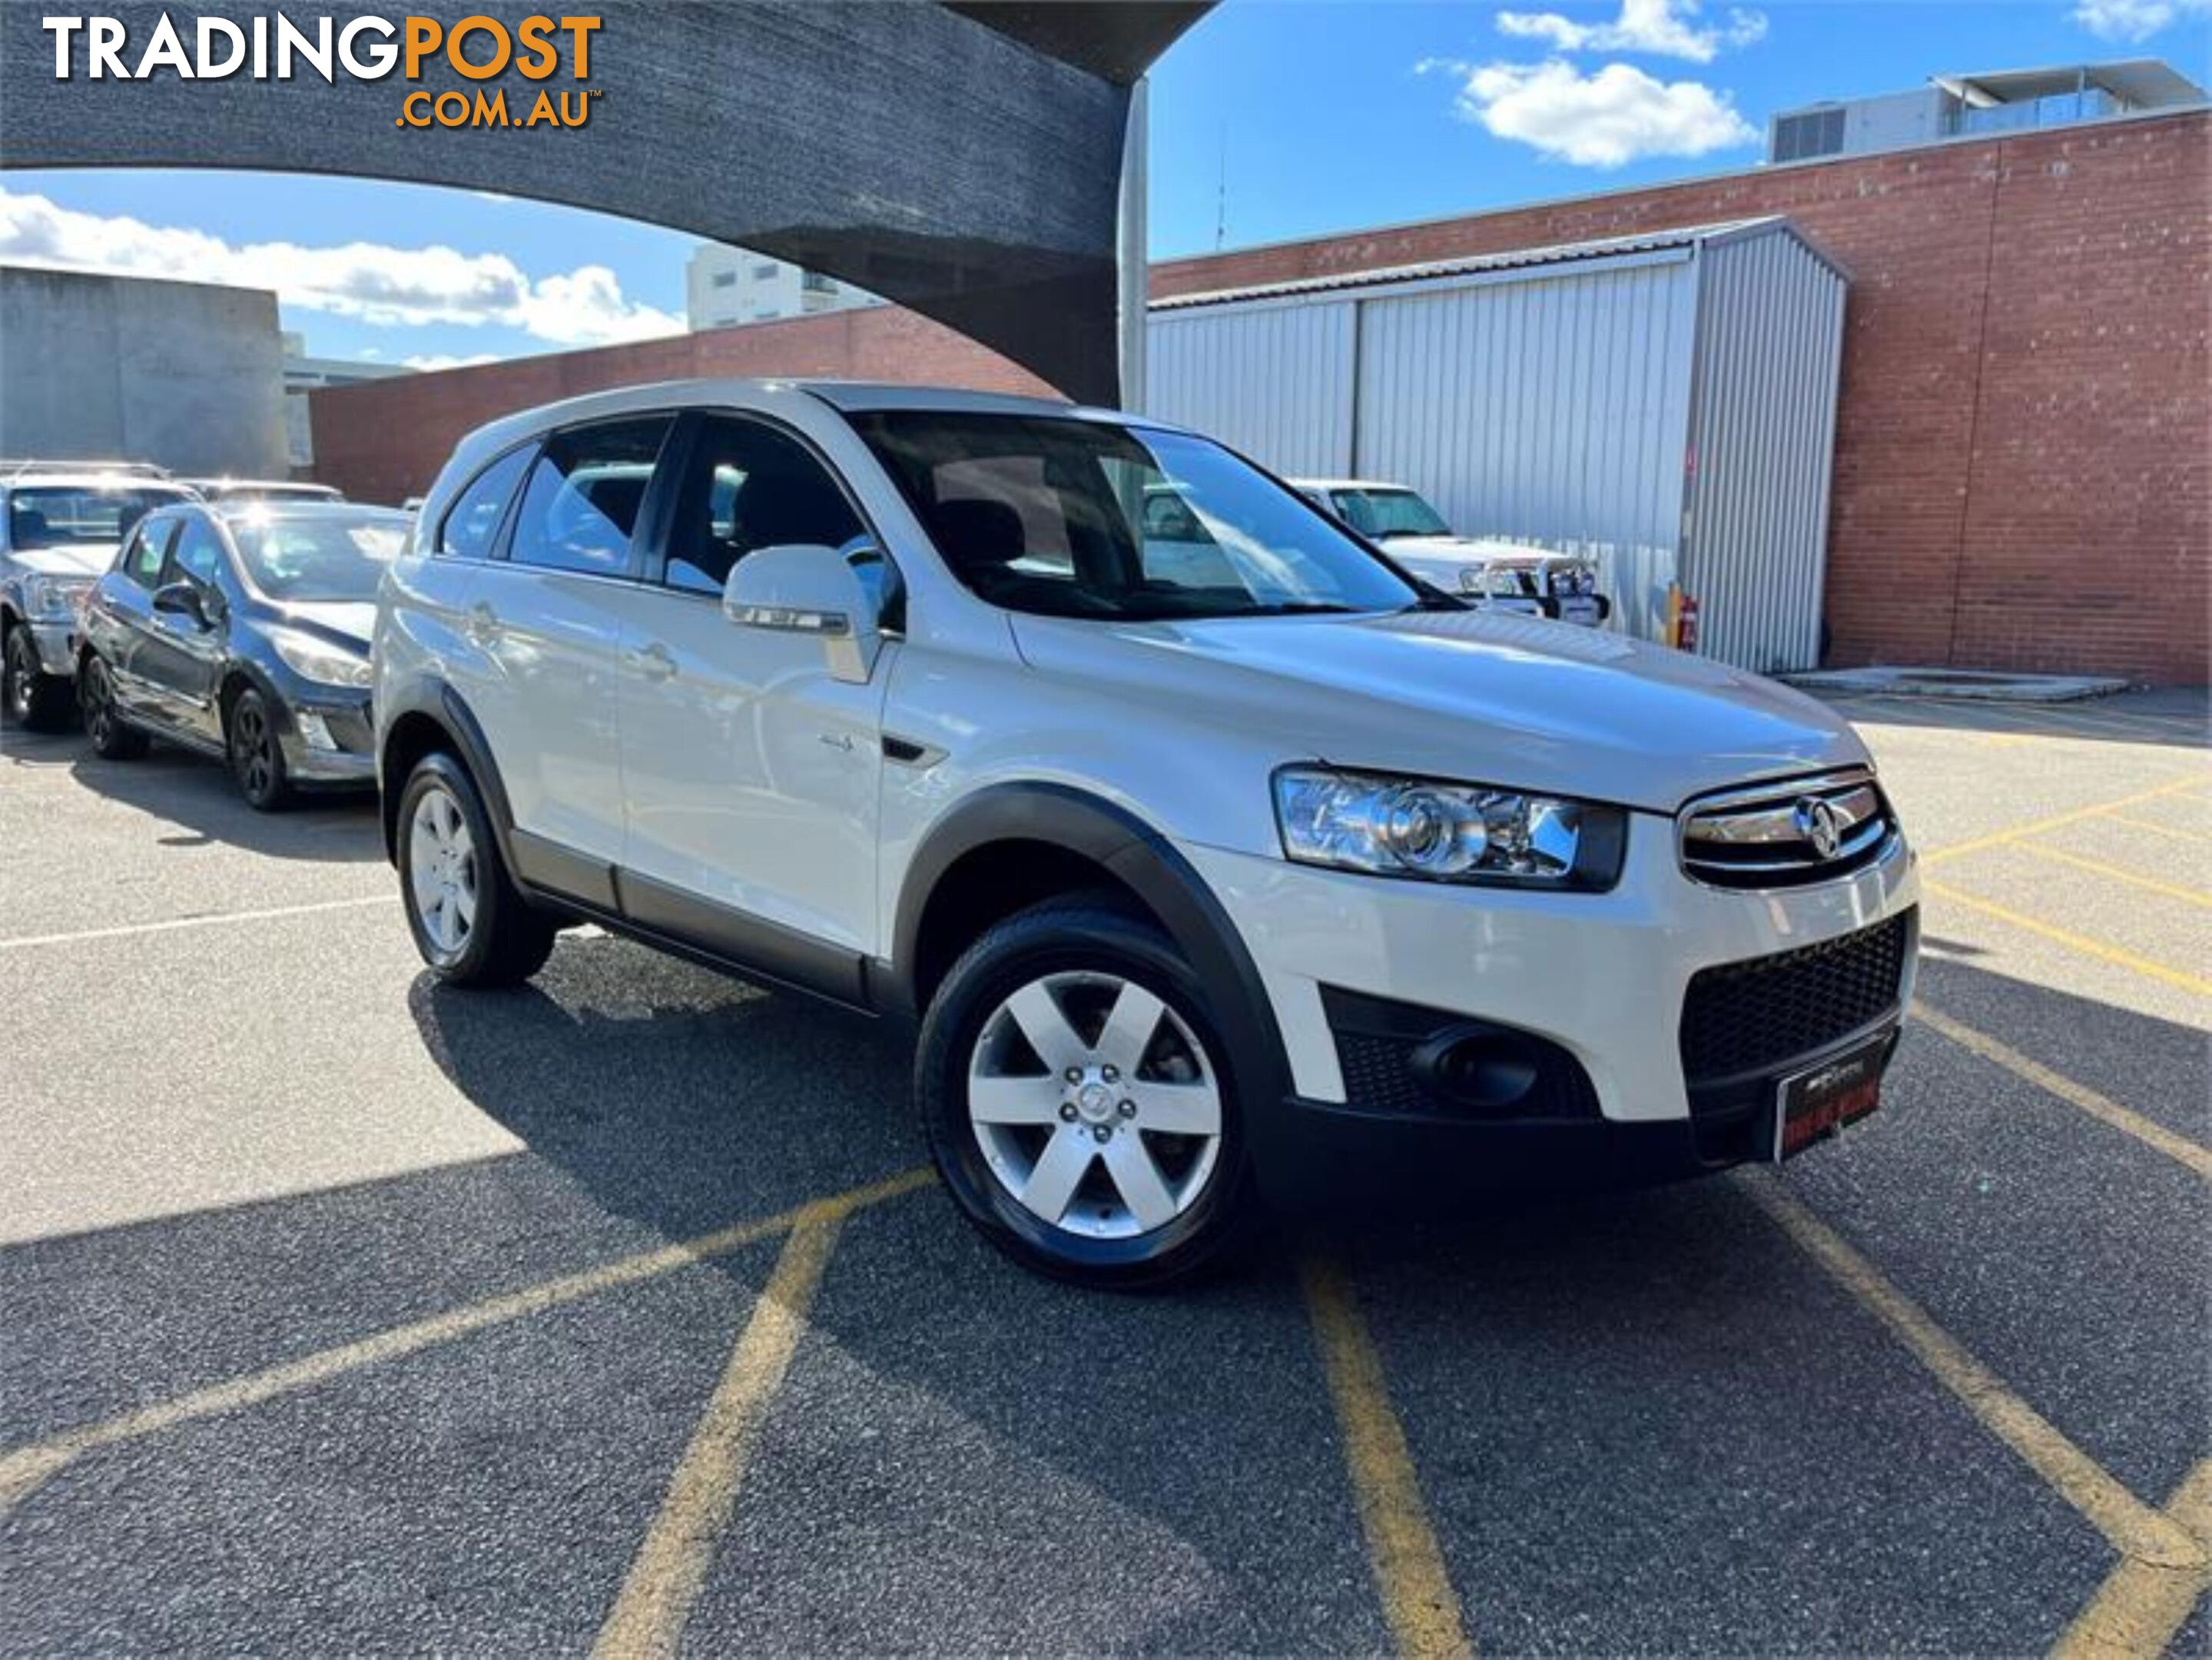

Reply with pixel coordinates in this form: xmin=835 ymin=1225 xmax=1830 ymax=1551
xmin=2101 ymin=813 xmax=2210 ymax=846
xmin=1922 ymin=776 xmax=2212 ymax=868
xmin=0 ymin=1168 xmax=932 ymax=1518
xmin=1922 ymin=881 xmax=2212 ymax=998
xmin=0 ymin=894 xmax=394 ymax=951
xmin=1914 ymin=1005 xmax=2212 ymax=1183
xmin=2054 ymin=1457 xmax=2212 ymax=1658
xmin=1741 ymin=1182 xmax=2208 ymax=1572
xmin=2009 ymin=843 xmax=2212 ymax=911
xmin=1299 ymin=1254 xmax=1474 ymax=1660
xmin=595 ymin=1213 xmax=844 ymax=1660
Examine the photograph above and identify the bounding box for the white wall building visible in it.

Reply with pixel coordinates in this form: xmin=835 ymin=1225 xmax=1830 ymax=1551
xmin=1768 ymin=58 xmax=2204 ymax=164
xmin=685 ymin=245 xmax=881 ymax=331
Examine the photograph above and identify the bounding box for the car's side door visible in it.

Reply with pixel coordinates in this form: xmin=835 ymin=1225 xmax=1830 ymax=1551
xmin=87 ymin=513 xmax=182 ymax=729
xmin=133 ymin=513 xmax=237 ymax=748
xmin=459 ymin=415 xmax=673 ymax=873
xmin=600 ymin=411 xmax=894 ymax=991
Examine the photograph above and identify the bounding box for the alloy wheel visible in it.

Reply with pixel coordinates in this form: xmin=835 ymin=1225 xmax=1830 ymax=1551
xmin=231 ymin=699 xmax=275 ymax=799
xmin=407 ymin=785 xmax=479 ymax=958
xmin=967 ymin=970 xmax=1223 ymax=1240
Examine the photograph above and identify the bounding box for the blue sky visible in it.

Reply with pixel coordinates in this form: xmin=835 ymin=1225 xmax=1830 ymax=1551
xmin=5 ymin=0 xmax=2206 ymax=366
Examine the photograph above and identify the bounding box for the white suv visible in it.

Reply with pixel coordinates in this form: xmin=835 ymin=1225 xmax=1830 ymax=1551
xmin=374 ymin=381 xmax=1918 ymax=1287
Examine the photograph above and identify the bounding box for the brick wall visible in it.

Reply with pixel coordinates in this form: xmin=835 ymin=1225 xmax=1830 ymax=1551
xmin=313 ymin=111 xmax=2207 ymax=682
xmin=308 ymin=304 xmax=1053 ymax=510
xmin=1153 ymin=113 xmax=2208 ymax=685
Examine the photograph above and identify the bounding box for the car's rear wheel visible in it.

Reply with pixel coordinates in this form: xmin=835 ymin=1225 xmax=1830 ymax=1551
xmin=227 ymin=687 xmax=290 ymax=812
xmin=397 ymin=750 xmax=557 ymax=988
xmin=4 ymin=622 xmax=75 ymax=732
xmin=917 ymin=896 xmax=1251 ymax=1288
xmin=77 ymin=652 xmax=148 ymax=759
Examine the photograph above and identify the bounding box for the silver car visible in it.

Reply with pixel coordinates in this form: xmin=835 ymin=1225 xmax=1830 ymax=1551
xmin=1 ymin=466 xmax=198 ymax=729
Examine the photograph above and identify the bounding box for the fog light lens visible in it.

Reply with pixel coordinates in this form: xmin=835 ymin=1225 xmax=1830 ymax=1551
xmin=295 ymin=710 xmax=337 ymax=752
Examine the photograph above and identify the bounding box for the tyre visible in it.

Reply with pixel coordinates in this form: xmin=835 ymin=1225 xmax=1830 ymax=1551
xmin=396 ymin=749 xmax=557 ymax=988
xmin=917 ymin=895 xmax=1252 ymax=1289
xmin=226 ymin=686 xmax=291 ymax=812
xmin=3 ymin=622 xmax=75 ymax=732
xmin=77 ymin=652 xmax=149 ymax=759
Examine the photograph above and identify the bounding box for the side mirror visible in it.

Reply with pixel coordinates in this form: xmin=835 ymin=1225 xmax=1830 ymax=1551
xmin=723 ymin=543 xmax=881 ymax=684
xmin=151 ymin=581 xmax=211 ymax=629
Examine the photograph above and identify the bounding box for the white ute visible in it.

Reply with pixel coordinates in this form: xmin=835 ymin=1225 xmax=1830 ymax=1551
xmin=1292 ymin=477 xmax=1610 ymax=626
xmin=374 ymin=381 xmax=1919 ymax=1287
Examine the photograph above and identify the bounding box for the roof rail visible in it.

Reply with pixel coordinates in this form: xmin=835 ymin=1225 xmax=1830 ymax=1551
xmin=1 ymin=458 xmax=174 ymax=481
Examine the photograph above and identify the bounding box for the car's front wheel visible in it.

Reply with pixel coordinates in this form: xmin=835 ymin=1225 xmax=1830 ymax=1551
xmin=226 ymin=687 xmax=291 ymax=812
xmin=917 ymin=895 xmax=1251 ymax=1288
xmin=3 ymin=622 xmax=75 ymax=732
xmin=396 ymin=750 xmax=557 ymax=988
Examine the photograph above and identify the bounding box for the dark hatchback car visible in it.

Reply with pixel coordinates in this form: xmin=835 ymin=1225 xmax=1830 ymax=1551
xmin=77 ymin=501 xmax=408 ymax=809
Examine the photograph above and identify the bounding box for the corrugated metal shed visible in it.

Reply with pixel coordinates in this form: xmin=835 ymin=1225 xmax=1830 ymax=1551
xmin=1142 ymin=217 xmax=1849 ymax=673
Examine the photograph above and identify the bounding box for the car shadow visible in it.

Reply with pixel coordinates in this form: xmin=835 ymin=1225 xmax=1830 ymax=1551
xmin=65 ymin=745 xmax=382 ymax=864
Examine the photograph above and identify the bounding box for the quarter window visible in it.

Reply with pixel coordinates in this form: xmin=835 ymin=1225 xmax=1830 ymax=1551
xmin=507 ymin=418 xmax=673 ymax=577
xmin=662 ymin=417 xmax=866 ymax=597
xmin=438 ymin=446 xmax=532 ymax=562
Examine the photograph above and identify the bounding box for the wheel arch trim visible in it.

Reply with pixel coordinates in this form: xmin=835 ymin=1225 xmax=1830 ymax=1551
xmin=890 ymin=782 xmax=1292 ymax=1110
xmin=376 ymin=678 xmax=516 ymax=868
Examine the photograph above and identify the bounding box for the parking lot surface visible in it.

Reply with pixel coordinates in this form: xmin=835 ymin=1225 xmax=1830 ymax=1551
xmin=3 ymin=689 xmax=2207 ymax=1656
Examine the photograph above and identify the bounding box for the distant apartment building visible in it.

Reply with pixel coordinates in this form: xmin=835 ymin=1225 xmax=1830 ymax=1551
xmin=685 ymin=244 xmax=880 ymax=331
xmin=1769 ymin=58 xmax=2204 ymax=163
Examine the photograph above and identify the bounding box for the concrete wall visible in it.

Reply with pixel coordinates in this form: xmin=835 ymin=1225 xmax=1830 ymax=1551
xmin=0 ymin=266 xmax=289 ymax=477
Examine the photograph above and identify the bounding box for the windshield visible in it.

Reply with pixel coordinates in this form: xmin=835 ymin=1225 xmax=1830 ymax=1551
xmin=228 ymin=511 xmax=409 ymax=602
xmin=1332 ymin=488 xmax=1453 ymax=540
xmin=852 ymin=413 xmax=1420 ymax=622
xmin=8 ymin=485 xmax=189 ymax=549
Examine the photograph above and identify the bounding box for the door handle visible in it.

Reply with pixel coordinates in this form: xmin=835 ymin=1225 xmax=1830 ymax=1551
xmin=626 ymin=641 xmax=678 ymax=680
xmin=466 ymin=602 xmax=500 ymax=646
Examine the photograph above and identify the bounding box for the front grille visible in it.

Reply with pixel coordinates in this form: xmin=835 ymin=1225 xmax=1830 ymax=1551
xmin=1679 ymin=769 xmax=1894 ymax=889
xmin=1679 ymin=911 xmax=1912 ymax=1084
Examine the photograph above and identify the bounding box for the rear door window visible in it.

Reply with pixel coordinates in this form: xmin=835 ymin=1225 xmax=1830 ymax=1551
xmin=507 ymin=418 xmax=674 ymax=578
xmin=121 ymin=519 xmax=177 ymax=589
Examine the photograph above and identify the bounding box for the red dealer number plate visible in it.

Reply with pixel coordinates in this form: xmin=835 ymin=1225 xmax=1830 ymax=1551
xmin=1773 ymin=1031 xmax=1891 ymax=1161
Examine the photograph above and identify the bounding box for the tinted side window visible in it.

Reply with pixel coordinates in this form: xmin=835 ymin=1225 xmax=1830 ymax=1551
xmin=664 ymin=417 xmax=866 ymax=596
xmin=438 ymin=446 xmax=532 ymax=561
xmin=509 ymin=418 xmax=672 ymax=578
xmin=167 ymin=518 xmax=227 ymax=588
xmin=121 ymin=520 xmax=177 ymax=589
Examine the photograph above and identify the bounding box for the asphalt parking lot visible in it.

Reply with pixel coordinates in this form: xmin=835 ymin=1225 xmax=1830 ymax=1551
xmin=3 ymin=689 xmax=2207 ymax=1657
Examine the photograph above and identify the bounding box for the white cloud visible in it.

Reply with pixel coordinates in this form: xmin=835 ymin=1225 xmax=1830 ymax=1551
xmin=1494 ymin=0 xmax=1766 ymax=63
xmin=0 ymin=188 xmax=682 ymax=350
xmin=1424 ymin=57 xmax=1759 ymax=167
xmin=2070 ymin=0 xmax=2209 ymax=36
xmin=402 ymin=352 xmax=502 ymax=372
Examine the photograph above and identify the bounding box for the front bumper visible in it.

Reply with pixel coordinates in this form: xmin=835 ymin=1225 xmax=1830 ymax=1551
xmin=26 ymin=619 xmax=78 ymax=678
xmin=276 ymin=696 xmax=377 ymax=786
xmin=1186 ymin=816 xmax=1919 ymax=1192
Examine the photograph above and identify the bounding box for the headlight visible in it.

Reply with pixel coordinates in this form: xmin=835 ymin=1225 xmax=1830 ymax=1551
xmin=1272 ymin=766 xmax=1627 ymax=888
xmin=270 ymin=629 xmax=372 ymax=689
xmin=1460 ymin=566 xmax=1530 ymax=599
xmin=23 ymin=576 xmax=87 ymax=619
